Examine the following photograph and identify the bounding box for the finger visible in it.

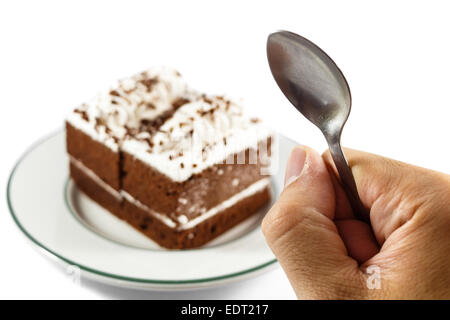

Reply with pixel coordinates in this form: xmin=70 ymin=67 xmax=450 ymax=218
xmin=335 ymin=219 xmax=380 ymax=264
xmin=262 ymin=146 xmax=366 ymax=299
xmin=323 ymin=151 xmax=380 ymax=261
xmin=322 ymin=148 xmax=442 ymax=244
xmin=325 ymin=164 xmax=354 ymax=220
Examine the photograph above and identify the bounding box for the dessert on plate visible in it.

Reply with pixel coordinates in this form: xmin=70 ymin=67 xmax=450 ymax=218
xmin=66 ymin=67 xmax=272 ymax=249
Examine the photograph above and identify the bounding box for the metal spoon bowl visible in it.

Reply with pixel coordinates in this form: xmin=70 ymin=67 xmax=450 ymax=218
xmin=267 ymin=30 xmax=369 ymax=221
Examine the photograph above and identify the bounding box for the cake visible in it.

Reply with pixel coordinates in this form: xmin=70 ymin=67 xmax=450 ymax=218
xmin=66 ymin=67 xmax=272 ymax=249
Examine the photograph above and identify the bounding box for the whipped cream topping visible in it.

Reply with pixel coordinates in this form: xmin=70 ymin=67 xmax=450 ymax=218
xmin=67 ymin=67 xmax=272 ymax=182
xmin=121 ymin=95 xmax=271 ymax=181
xmin=67 ymin=67 xmax=195 ymax=150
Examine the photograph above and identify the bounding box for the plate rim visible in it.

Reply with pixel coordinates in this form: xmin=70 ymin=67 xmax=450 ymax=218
xmin=6 ymin=129 xmax=278 ymax=286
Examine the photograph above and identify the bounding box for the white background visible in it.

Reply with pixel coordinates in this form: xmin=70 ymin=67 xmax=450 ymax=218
xmin=1 ymin=0 xmax=449 ymax=299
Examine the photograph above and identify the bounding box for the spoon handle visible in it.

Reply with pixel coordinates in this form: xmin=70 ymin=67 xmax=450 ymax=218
xmin=326 ymin=137 xmax=370 ymax=223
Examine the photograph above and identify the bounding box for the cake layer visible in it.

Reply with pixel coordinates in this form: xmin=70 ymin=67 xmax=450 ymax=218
xmin=67 ymin=122 xmax=271 ymax=225
xmin=69 ymin=156 xmax=270 ymax=249
xmin=122 ymin=138 xmax=271 ymax=221
xmin=70 ymin=154 xmax=270 ymax=229
xmin=66 ymin=122 xmax=120 ymax=191
xmin=70 ymin=161 xmax=122 ymax=219
xmin=122 ymin=184 xmax=270 ymax=249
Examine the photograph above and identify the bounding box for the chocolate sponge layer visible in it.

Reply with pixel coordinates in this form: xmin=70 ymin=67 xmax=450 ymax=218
xmin=66 ymin=124 xmax=272 ymax=249
xmin=66 ymin=122 xmax=120 ymax=191
xmin=121 ymin=138 xmax=271 ymax=222
xmin=70 ymin=157 xmax=270 ymax=249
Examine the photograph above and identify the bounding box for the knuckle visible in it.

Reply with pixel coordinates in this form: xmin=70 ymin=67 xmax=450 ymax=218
xmin=263 ymin=202 xmax=334 ymax=244
xmin=260 ymin=214 xmax=271 ymax=237
xmin=262 ymin=201 xmax=297 ymax=238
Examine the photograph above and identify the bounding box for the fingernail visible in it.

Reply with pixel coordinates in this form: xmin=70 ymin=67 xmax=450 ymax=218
xmin=284 ymin=146 xmax=306 ymax=188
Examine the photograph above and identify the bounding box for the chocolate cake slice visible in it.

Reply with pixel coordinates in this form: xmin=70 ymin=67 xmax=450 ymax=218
xmin=66 ymin=67 xmax=272 ymax=249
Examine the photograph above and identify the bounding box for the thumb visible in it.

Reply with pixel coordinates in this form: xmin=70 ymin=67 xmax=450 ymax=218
xmin=262 ymin=146 xmax=366 ymax=299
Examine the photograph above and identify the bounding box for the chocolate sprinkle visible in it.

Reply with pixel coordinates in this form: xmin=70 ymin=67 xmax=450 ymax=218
xmin=146 ymin=139 xmax=154 ymax=148
xmin=95 ymin=117 xmax=106 ymax=128
xmin=201 ymin=95 xmax=213 ymax=104
xmin=146 ymin=102 xmax=156 ymax=109
xmin=172 ymin=97 xmax=190 ymax=110
xmin=74 ymin=109 xmax=89 ymax=121
xmin=140 ymin=77 xmax=158 ymax=92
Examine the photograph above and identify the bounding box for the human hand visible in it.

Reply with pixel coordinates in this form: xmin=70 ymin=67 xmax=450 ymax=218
xmin=262 ymin=146 xmax=450 ymax=299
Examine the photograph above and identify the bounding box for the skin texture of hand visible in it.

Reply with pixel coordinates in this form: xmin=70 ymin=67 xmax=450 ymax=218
xmin=262 ymin=146 xmax=450 ymax=299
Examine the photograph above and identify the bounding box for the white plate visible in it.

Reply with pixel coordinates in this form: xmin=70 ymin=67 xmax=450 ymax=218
xmin=7 ymin=130 xmax=297 ymax=290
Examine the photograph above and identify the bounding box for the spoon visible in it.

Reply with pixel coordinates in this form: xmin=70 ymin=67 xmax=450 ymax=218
xmin=267 ymin=30 xmax=369 ymax=222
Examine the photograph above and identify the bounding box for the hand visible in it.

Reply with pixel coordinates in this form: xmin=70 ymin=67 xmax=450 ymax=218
xmin=262 ymin=146 xmax=450 ymax=299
